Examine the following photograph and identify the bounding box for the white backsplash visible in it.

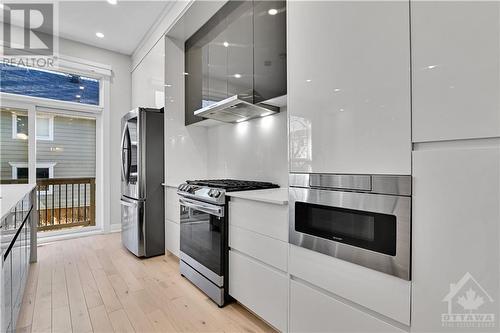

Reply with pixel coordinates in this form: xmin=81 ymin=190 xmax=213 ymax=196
xmin=206 ymin=108 xmax=288 ymax=187
xmin=165 ymin=37 xmax=208 ymax=187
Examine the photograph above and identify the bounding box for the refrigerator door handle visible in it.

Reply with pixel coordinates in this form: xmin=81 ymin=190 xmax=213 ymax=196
xmin=120 ymin=199 xmax=137 ymax=207
xmin=120 ymin=124 xmax=128 ymax=182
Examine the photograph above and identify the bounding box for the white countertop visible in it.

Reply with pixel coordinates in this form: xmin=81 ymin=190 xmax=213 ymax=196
xmin=0 ymin=183 xmax=36 ymax=220
xmin=227 ymin=188 xmax=288 ymax=205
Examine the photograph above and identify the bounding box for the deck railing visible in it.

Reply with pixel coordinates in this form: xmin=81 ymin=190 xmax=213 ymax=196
xmin=36 ymin=177 xmax=96 ymax=231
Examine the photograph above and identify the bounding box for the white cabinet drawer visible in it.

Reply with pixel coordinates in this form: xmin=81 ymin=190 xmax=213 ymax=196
xmin=165 ymin=219 xmax=180 ymax=257
xmin=229 ymin=225 xmax=287 ymax=272
xmin=229 ymin=250 xmax=287 ymax=331
xmin=229 ymin=198 xmax=287 ymax=241
xmin=165 ymin=187 xmax=180 ymax=223
xmin=290 ymin=280 xmax=404 ymax=333
xmin=289 ymin=245 xmax=411 ymax=325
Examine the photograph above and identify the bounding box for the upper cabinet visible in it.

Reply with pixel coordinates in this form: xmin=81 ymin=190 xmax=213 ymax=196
xmin=411 ymin=1 xmax=500 ymax=142
xmin=185 ymin=0 xmax=286 ymax=125
xmin=288 ymin=1 xmax=411 ymax=175
xmin=131 ymin=38 xmax=165 ymax=109
xmin=253 ymin=0 xmax=287 ymax=104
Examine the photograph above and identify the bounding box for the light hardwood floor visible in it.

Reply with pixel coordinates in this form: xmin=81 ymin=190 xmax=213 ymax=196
xmin=16 ymin=232 xmax=275 ymax=333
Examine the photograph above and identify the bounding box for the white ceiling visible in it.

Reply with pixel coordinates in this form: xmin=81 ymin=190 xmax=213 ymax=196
xmin=57 ymin=1 xmax=171 ymax=55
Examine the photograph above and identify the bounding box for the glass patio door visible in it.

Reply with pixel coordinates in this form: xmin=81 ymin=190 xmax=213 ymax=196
xmin=0 ymin=105 xmax=33 ymax=185
xmin=35 ymin=110 xmax=97 ymax=232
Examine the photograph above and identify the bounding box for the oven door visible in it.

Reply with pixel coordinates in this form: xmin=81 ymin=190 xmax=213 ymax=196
xmin=179 ymin=196 xmax=225 ymax=285
xmin=289 ymin=187 xmax=411 ymax=280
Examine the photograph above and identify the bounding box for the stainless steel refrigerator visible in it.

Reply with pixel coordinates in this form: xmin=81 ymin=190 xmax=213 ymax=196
xmin=120 ymin=107 xmax=164 ymax=257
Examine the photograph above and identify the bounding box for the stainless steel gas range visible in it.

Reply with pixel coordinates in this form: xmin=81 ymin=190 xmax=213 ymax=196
xmin=177 ymin=179 xmax=279 ymax=306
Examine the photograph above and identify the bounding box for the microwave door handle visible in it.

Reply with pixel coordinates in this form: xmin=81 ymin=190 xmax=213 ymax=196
xmin=179 ymin=197 xmax=224 ymax=217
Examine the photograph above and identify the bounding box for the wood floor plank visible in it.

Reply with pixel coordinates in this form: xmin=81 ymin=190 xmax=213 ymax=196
xmin=18 ymin=232 xmax=275 ymax=333
xmin=108 ymin=309 xmax=135 ymax=333
xmin=88 ymin=305 xmax=114 ymax=333
xmin=77 ymin=260 xmax=104 ymax=309
xmin=52 ymin=305 xmax=72 ymax=333
xmin=147 ymin=309 xmax=178 ymax=333
xmin=16 ymin=263 xmax=39 ymax=330
xmin=31 ymin=245 xmax=53 ymax=333
xmin=65 ymin=260 xmax=93 ymax=333
xmin=90 ymin=268 xmax=122 ymax=313
xmin=117 ymin=295 xmax=155 ymax=332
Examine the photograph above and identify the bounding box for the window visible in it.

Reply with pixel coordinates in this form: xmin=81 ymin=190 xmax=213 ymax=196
xmin=12 ymin=113 xmax=54 ymax=140
xmin=0 ymin=64 xmax=100 ymax=105
xmin=9 ymin=162 xmax=56 ymax=194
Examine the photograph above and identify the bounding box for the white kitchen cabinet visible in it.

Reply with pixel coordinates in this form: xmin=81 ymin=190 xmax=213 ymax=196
xmin=229 ymin=250 xmax=287 ymax=332
xmin=229 ymin=198 xmax=288 ymax=241
xmin=229 ymin=224 xmax=287 ymax=272
xmin=411 ymin=2 xmax=500 ymax=142
xmin=288 ymin=1 xmax=411 ymax=174
xmin=289 ymin=245 xmax=411 ymax=325
xmin=411 ymin=145 xmax=500 ymax=332
xmin=165 ymin=219 xmax=180 ymax=257
xmin=290 ymin=280 xmax=405 ymax=333
xmin=131 ymin=36 xmax=165 ymax=109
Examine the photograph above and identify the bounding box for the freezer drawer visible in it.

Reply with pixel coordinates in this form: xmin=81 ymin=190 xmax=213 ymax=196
xmin=121 ymin=197 xmax=145 ymax=257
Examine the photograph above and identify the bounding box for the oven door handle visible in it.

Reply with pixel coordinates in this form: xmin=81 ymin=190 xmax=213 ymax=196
xmin=179 ymin=197 xmax=224 ymax=217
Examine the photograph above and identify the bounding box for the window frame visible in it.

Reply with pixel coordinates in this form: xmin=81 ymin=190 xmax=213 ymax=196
xmin=1 ymin=53 xmax=111 ymax=236
xmin=11 ymin=113 xmax=54 ymax=141
xmin=9 ymin=162 xmax=57 ymax=195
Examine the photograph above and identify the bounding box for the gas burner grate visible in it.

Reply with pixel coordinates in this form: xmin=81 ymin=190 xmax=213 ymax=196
xmin=185 ymin=179 xmax=279 ymax=192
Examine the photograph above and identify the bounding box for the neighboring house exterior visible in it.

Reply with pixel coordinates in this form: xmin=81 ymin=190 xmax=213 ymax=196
xmin=0 ymin=108 xmax=96 ymax=182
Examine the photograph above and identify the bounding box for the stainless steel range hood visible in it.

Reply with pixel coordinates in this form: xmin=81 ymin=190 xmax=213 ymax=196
xmin=193 ymin=95 xmax=280 ymax=123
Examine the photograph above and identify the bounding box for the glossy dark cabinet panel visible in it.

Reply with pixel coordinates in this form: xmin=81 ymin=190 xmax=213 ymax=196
xmin=185 ymin=44 xmax=207 ymax=125
xmin=185 ymin=0 xmax=286 ymax=125
xmin=253 ymin=0 xmax=287 ymax=103
xmin=226 ymin=0 xmax=254 ymax=103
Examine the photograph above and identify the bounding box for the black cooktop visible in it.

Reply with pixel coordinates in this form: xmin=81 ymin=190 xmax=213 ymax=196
xmin=186 ymin=179 xmax=279 ymax=192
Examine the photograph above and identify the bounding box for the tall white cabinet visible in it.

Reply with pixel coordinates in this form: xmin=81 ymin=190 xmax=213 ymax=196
xmin=288 ymin=0 xmax=411 ymax=175
xmin=411 ymin=1 xmax=500 ymax=331
xmin=411 ymin=1 xmax=500 ymax=142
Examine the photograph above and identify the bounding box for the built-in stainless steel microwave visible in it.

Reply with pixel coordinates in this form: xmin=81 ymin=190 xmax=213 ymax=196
xmin=289 ymin=174 xmax=411 ymax=280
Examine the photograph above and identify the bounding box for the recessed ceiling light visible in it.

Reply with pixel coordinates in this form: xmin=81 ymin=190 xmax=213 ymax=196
xmin=107 ymin=0 xmax=117 ymax=5
xmin=223 ymin=41 xmax=229 ymax=48
xmin=79 ymin=86 xmax=85 ymax=90
xmin=234 ymin=73 xmax=242 ymax=78
xmin=96 ymin=32 xmax=104 ymax=38
xmin=306 ymin=79 xmax=312 ymax=83
xmin=426 ymin=65 xmax=438 ymax=69
xmin=76 ymin=95 xmax=81 ymax=98
xmin=268 ymin=8 xmax=278 ymax=15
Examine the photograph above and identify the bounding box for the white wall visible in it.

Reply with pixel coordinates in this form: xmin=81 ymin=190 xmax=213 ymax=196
xmin=59 ymin=37 xmax=132 ymax=229
xmin=206 ymin=110 xmax=288 ymax=187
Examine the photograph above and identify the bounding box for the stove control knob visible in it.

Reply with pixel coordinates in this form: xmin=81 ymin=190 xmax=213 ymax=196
xmin=212 ymin=190 xmax=221 ymax=198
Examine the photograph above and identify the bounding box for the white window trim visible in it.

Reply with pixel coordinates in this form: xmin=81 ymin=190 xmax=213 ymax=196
xmin=9 ymin=162 xmax=57 ymax=195
xmin=11 ymin=113 xmax=54 ymax=141
xmin=2 ymin=54 xmax=111 ymax=236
